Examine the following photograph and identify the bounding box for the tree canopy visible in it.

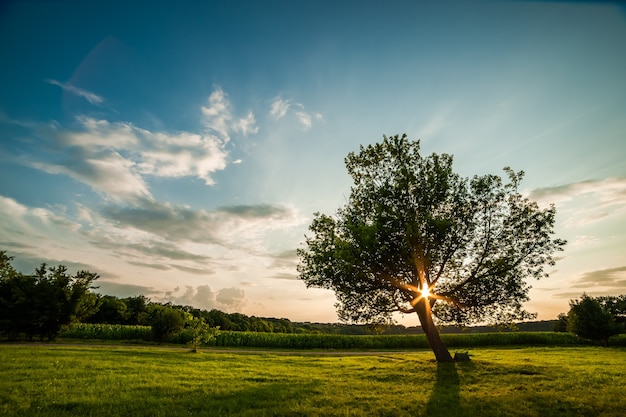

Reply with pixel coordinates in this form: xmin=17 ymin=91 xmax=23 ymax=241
xmin=298 ymin=134 xmax=566 ymax=361
xmin=0 ymin=251 xmax=99 ymax=341
xmin=567 ymin=294 xmax=625 ymax=344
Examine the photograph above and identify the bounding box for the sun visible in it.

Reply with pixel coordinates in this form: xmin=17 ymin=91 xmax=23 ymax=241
xmin=420 ymin=284 xmax=430 ymax=299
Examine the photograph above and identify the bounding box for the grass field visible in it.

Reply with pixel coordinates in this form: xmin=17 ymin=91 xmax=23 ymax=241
xmin=1 ymin=345 xmax=625 ymax=417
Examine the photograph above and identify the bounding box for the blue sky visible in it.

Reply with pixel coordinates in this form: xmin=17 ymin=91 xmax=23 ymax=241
xmin=1 ymin=0 xmax=625 ymax=324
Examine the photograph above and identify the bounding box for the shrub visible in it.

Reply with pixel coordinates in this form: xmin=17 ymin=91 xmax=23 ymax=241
xmin=609 ymin=334 xmax=626 ymax=347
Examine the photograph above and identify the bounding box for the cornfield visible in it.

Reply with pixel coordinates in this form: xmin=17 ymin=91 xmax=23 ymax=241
xmin=62 ymin=323 xmax=152 ymax=341
xmin=60 ymin=324 xmax=592 ymax=348
xmin=210 ymin=331 xmax=585 ymax=349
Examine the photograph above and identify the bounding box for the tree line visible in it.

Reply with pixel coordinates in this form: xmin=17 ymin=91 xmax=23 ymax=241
xmin=0 ymin=251 xmax=405 ymax=341
xmin=2 ymin=250 xmax=624 ymax=345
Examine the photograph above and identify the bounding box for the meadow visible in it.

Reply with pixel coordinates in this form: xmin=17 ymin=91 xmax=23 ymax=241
xmin=1 ymin=344 xmax=625 ymax=416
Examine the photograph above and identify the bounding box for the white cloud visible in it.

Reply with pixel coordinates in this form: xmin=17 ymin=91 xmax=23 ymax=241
xmin=270 ymin=97 xmax=291 ymax=120
xmin=269 ymin=96 xmax=322 ymax=130
xmin=166 ymin=285 xmax=217 ymax=310
xmin=201 ymin=88 xmax=231 ymax=139
xmin=0 ymin=196 xmax=85 ymax=256
xmin=201 ymin=87 xmax=258 ymax=140
xmin=162 ymin=284 xmax=246 ymax=312
xmin=529 ymin=177 xmax=626 ymax=206
xmin=25 ymin=110 xmax=233 ymax=202
xmin=528 ymin=177 xmax=626 ymax=227
xmin=134 ymin=129 xmax=227 ymax=186
xmin=234 ymin=111 xmax=259 ymax=136
xmin=45 ymin=79 xmax=104 ymax=105
xmin=101 ymin=200 xmax=307 ymax=253
xmin=295 ymin=111 xmax=312 ymax=128
xmin=216 ymin=287 xmax=246 ymax=309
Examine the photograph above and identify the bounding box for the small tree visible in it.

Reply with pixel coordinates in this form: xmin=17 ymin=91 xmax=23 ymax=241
xmin=184 ymin=316 xmax=220 ymax=353
xmin=567 ymin=294 xmax=623 ymax=345
xmin=298 ymin=135 xmax=566 ymax=362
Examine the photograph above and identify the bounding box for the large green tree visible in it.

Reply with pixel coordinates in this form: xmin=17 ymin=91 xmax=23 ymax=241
xmin=567 ymin=294 xmax=624 ymax=344
xmin=298 ymin=135 xmax=566 ymax=362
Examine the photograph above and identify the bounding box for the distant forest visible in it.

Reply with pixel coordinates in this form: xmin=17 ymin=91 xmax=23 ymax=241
xmin=1 ymin=250 xmax=559 ymax=341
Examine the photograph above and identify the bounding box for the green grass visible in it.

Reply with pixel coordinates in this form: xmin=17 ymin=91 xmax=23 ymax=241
xmin=1 ymin=345 xmax=625 ymax=416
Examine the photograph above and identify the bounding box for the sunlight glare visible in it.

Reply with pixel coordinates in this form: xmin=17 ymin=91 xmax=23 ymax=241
xmin=420 ymin=284 xmax=430 ymax=299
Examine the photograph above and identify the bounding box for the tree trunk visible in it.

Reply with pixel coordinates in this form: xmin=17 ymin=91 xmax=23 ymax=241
xmin=415 ymin=299 xmax=454 ymax=362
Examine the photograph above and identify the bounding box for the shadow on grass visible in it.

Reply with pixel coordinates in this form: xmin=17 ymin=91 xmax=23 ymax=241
xmin=425 ymin=362 xmax=464 ymax=417
xmin=12 ymin=380 xmax=322 ymax=417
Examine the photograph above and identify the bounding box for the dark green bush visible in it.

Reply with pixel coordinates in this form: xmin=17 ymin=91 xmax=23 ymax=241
xmin=609 ymin=333 xmax=626 ymax=347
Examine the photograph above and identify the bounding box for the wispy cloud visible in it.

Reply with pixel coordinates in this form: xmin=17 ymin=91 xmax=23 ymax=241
xmin=528 ymin=177 xmax=626 ymax=227
xmin=45 ymin=79 xmax=104 ymax=105
xmin=100 ymin=200 xmax=306 ymax=251
xmin=234 ymin=111 xmax=259 ymax=136
xmin=269 ymin=96 xmax=323 ymax=130
xmin=0 ymin=194 xmax=306 ymax=296
xmin=570 ymin=265 xmax=626 ymax=290
xmin=569 ymin=235 xmax=600 ymax=248
xmin=270 ymin=97 xmax=291 ymax=120
xmin=529 ymin=177 xmax=626 ymax=205
xmin=201 ymin=87 xmax=258 ymax=140
xmin=24 ymin=112 xmax=230 ymax=203
xmin=270 ymin=272 xmax=299 ymax=281
xmin=552 ymin=266 xmax=626 ymax=299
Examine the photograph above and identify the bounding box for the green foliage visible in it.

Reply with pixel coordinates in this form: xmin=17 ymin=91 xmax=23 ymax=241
xmin=553 ymin=312 xmax=568 ymax=332
xmin=298 ymin=135 xmax=566 ymax=361
xmin=58 ymin=324 xmax=583 ymax=349
xmin=2 ymin=345 xmax=625 ymax=417
xmin=146 ymin=304 xmax=185 ymax=343
xmin=209 ymin=331 xmax=583 ymax=350
xmin=567 ymin=294 xmax=624 ymax=344
xmin=61 ymin=323 xmax=152 ymax=340
xmin=0 ymin=251 xmax=99 ymax=341
xmin=299 ymin=135 xmax=565 ymax=327
xmin=87 ymin=295 xmax=130 ymax=324
xmin=595 ymin=294 xmax=626 ymax=324
xmin=609 ymin=333 xmax=626 ymax=347
xmin=179 ymin=315 xmax=220 ymax=352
